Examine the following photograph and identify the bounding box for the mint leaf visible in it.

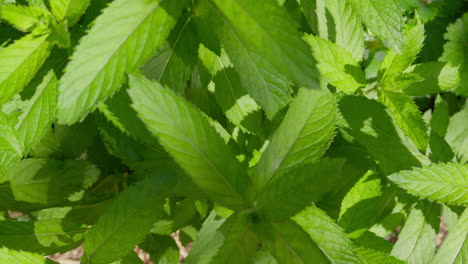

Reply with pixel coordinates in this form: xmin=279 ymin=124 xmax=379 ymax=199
xmin=57 ymin=0 xmax=185 ymax=124
xmin=253 ymin=88 xmax=336 ymax=195
xmin=128 ymin=74 xmax=251 ymax=210
xmin=388 ymin=163 xmax=468 ymax=206
xmin=83 ymin=173 xmax=177 ymax=264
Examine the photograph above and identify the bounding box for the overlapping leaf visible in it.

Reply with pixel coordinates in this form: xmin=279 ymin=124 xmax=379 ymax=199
xmin=292 ymin=204 xmax=361 ymax=263
xmin=432 ymin=208 xmax=468 ymax=264
xmin=57 ymin=0 xmax=185 ymax=124
xmin=440 ymin=13 xmax=468 ymax=96
xmin=302 ymin=0 xmax=365 ymax=61
xmin=50 ymin=0 xmax=90 ymax=26
xmin=14 ymin=71 xmax=57 ymax=154
xmin=196 ymin=0 xmax=319 ymax=118
xmin=0 ymin=33 xmax=52 ymax=105
xmin=252 ymin=88 xmax=336 ymax=194
xmin=83 ymin=173 xmax=177 ymax=264
xmin=0 ymin=218 xmax=87 ymax=254
xmin=379 ymin=18 xmax=425 ymax=89
xmin=390 ymin=203 xmax=439 ymax=264
xmin=0 ymin=158 xmax=100 ymax=210
xmin=128 ymin=74 xmax=251 ymax=210
xmin=256 ymin=220 xmax=329 ymax=264
xmin=345 ymin=0 xmax=404 ymax=52
xmin=379 ymin=90 xmax=428 ymax=151
xmin=304 ymin=35 xmax=364 ymax=93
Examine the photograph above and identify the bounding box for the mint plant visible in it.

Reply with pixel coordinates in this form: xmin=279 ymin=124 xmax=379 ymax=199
xmin=0 ymin=0 xmax=467 ymax=263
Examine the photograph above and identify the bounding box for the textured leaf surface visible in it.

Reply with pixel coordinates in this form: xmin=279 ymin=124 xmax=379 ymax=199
xmin=141 ymin=17 xmax=198 ymax=95
xmin=446 ymin=106 xmax=468 ymax=163
xmin=185 ymin=211 xmax=225 ymax=264
xmin=256 ymin=219 xmax=329 ymax=264
xmin=83 ymin=173 xmax=177 ymax=264
xmin=388 ymin=163 xmax=468 ymax=206
xmin=257 ymin=158 xmax=346 ymax=220
xmin=304 ymin=34 xmax=364 ymax=93
xmin=379 ymin=90 xmax=428 ymax=151
xmin=186 ymin=212 xmax=258 ymax=264
xmin=345 ymin=0 xmax=404 ymax=52
xmin=0 ymin=158 xmax=99 ymax=210
xmin=292 ymin=204 xmax=361 ymax=264
xmin=1 ymin=4 xmax=49 ymax=32
xmin=253 ymin=88 xmax=336 ymax=195
xmin=338 ymin=170 xmax=390 ymax=238
xmin=358 ymin=248 xmax=406 ymax=264
xmin=440 ymin=13 xmax=468 ymax=96
xmin=0 ymin=112 xmax=23 ymax=173
xmin=302 ymin=0 xmax=365 ymax=61
xmin=197 ymin=0 xmax=319 ymax=118
xmin=15 ymin=71 xmax=57 ymax=154
xmin=0 ymin=33 xmax=52 ymax=105
xmin=50 ymin=0 xmax=90 ymax=26
xmin=338 ymin=95 xmax=422 ymax=174
xmin=379 ymin=19 xmax=425 ymax=88
xmin=0 ymin=218 xmax=86 ymax=254
xmin=57 ymin=0 xmax=184 ymax=124
xmin=390 ymin=203 xmax=439 ymax=264
xmin=404 ymin=62 xmax=460 ymax=96
xmin=0 ymin=247 xmax=57 ymax=264
xmin=128 ymin=74 xmax=251 ymax=210
xmin=325 ymin=0 xmax=365 ymax=61
xmin=432 ymin=208 xmax=468 ymax=264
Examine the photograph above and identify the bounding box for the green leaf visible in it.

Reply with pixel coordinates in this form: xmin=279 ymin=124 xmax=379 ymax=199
xmin=440 ymin=13 xmax=468 ymax=96
xmin=83 ymin=173 xmax=177 ymax=264
xmin=141 ymin=17 xmax=198 ymax=95
xmin=255 ymin=219 xmax=329 ymax=264
xmin=304 ymin=34 xmax=364 ymax=93
xmin=379 ymin=18 xmax=425 ymax=88
xmin=390 ymin=202 xmax=439 ymax=264
xmin=403 ymin=62 xmax=460 ymax=96
xmin=345 ymin=0 xmax=404 ymax=52
xmin=292 ymin=204 xmax=361 ymax=263
xmin=256 ymin=158 xmax=346 ymax=220
xmin=139 ymin=234 xmax=179 ymax=264
xmin=338 ymin=170 xmax=394 ymax=238
xmin=14 ymin=70 xmax=57 ymax=154
xmin=0 ymin=218 xmax=87 ymax=254
xmin=302 ymin=0 xmax=327 ymax=38
xmin=57 ymin=0 xmax=185 ymax=124
xmin=0 ymin=158 xmax=100 ymax=210
xmin=302 ymin=0 xmax=365 ymax=61
xmin=428 ymin=95 xmax=454 ymax=162
xmin=379 ymin=90 xmax=428 ymax=151
xmin=98 ymin=87 xmax=162 ymax=150
xmin=185 ymin=211 xmax=225 ymax=264
xmin=1 ymin=4 xmax=49 ymax=32
xmin=50 ymin=0 xmax=90 ymax=26
xmin=338 ymin=95 xmax=422 ymax=175
xmin=0 ymin=112 xmax=23 ymax=173
xmin=0 ymin=247 xmax=57 ymax=264
xmin=0 ymin=33 xmax=52 ymax=105
xmin=446 ymin=105 xmax=468 ymax=163
xmin=196 ymin=0 xmax=319 ymax=118
xmin=252 ymin=88 xmax=336 ymax=195
xmin=388 ymin=163 xmax=468 ymax=206
xmin=128 ymin=74 xmax=251 ymax=210
xmin=357 ymin=247 xmax=406 ymax=264
xmin=432 ymin=208 xmax=468 ymax=264
xmin=205 ymin=48 xmax=262 ymax=133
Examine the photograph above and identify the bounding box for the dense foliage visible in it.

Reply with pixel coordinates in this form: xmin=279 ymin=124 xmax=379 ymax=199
xmin=0 ymin=0 xmax=467 ymax=263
